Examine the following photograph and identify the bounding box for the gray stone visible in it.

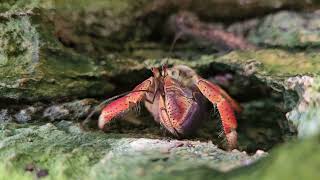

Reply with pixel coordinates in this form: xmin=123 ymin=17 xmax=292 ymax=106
xmin=0 ymin=109 xmax=13 ymax=123
xmin=43 ymin=99 xmax=97 ymax=121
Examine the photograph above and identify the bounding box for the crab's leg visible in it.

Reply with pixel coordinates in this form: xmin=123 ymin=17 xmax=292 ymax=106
xmin=158 ymin=94 xmax=179 ymax=136
xmin=193 ymin=76 xmax=241 ymax=150
xmin=98 ymin=77 xmax=154 ymax=129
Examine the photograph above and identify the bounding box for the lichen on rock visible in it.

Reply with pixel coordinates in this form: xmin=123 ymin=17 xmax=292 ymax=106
xmin=248 ymin=11 xmax=320 ymax=48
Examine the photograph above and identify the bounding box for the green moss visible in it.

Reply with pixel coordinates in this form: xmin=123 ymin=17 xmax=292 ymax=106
xmin=0 ymin=12 xmax=113 ymax=101
xmin=0 ymin=0 xmax=52 ymax=16
xmin=0 ymin=122 xmax=112 ymax=180
xmin=0 ymin=121 xmax=319 ymax=179
xmin=230 ymin=136 xmax=320 ymax=180
xmin=0 ymin=164 xmax=33 ymax=180
xmin=138 ymin=49 xmax=320 ymax=81
xmin=218 ymin=49 xmax=320 ymax=77
xmin=52 ymin=0 xmax=151 ymax=55
xmin=0 ymin=0 xmax=159 ymax=101
xmin=0 ymin=121 xmax=259 ymax=180
xmin=55 ymin=0 xmax=148 ymax=12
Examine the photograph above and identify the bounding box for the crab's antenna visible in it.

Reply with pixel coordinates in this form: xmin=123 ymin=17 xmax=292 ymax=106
xmin=158 ymin=22 xmax=184 ymax=77
xmin=82 ymin=89 xmax=151 ymax=125
xmin=169 ymin=32 xmax=183 ymax=55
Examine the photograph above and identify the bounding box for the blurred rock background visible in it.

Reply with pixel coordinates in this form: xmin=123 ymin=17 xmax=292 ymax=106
xmin=0 ymin=0 xmax=320 ymax=179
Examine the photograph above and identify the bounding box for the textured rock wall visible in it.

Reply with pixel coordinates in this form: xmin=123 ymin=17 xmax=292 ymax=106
xmin=1 ymin=1 xmax=320 ymax=179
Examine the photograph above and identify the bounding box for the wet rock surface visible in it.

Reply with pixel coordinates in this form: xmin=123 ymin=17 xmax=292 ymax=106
xmin=0 ymin=121 xmax=263 ymax=180
xmin=1 ymin=1 xmax=320 ymax=179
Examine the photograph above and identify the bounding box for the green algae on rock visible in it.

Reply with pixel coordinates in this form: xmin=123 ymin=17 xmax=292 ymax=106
xmin=0 ymin=121 xmax=319 ymax=180
xmin=217 ymin=49 xmax=320 ymax=77
xmin=0 ymin=121 xmax=112 ymax=180
xmin=53 ymin=0 xmax=151 ymax=55
xmin=0 ymin=121 xmax=262 ymax=180
xmin=0 ymin=11 xmax=113 ymax=101
xmin=231 ymin=136 xmax=320 ymax=180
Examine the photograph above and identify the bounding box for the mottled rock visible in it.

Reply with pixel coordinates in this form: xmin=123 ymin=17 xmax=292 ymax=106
xmin=146 ymin=0 xmax=320 ymax=20
xmin=0 ymin=121 xmax=319 ymax=180
xmin=286 ymin=76 xmax=320 ymax=138
xmin=0 ymin=99 xmax=97 ymax=124
xmin=43 ymin=98 xmax=97 ymax=121
xmin=0 ymin=121 xmax=261 ymax=180
xmin=0 ymin=109 xmax=13 ymax=123
xmin=14 ymin=106 xmax=39 ymax=123
xmin=51 ymin=0 xmax=320 ymax=55
xmin=2 ymin=1 xmax=320 ymax=103
xmin=1 ymin=1 xmax=320 ymax=180
xmin=248 ymin=11 xmax=320 ymax=48
xmin=0 ymin=2 xmax=113 ymax=101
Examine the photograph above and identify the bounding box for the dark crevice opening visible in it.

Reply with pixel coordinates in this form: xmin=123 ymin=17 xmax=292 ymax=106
xmin=87 ymin=62 xmax=298 ymax=153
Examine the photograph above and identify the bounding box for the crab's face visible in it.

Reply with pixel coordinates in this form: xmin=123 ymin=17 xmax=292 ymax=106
xmin=150 ymin=65 xmax=198 ymax=89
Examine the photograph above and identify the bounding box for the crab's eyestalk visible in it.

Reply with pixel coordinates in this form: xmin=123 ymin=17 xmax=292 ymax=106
xmin=162 ymin=64 xmax=169 ymax=77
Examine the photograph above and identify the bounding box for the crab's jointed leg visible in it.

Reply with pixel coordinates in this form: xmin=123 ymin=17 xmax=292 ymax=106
xmin=158 ymin=94 xmax=178 ymax=136
xmin=98 ymin=77 xmax=154 ymax=129
xmin=193 ymin=76 xmax=241 ymax=150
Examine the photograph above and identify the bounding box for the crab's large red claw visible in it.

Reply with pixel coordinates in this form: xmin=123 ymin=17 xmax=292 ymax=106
xmin=98 ymin=96 xmax=129 ymax=129
xmin=194 ymin=76 xmax=240 ymax=150
xmin=98 ymin=77 xmax=154 ymax=130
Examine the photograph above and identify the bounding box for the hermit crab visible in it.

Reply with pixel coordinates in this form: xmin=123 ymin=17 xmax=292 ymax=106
xmin=98 ymin=65 xmax=241 ymax=150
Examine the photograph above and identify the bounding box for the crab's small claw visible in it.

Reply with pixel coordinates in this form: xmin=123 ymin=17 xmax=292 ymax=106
xmin=98 ymin=77 xmax=154 ymax=129
xmin=193 ymin=76 xmax=241 ymax=150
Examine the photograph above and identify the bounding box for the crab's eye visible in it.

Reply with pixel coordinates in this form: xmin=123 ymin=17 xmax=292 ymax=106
xmin=170 ymin=70 xmax=181 ymax=79
xmin=151 ymin=67 xmax=161 ymax=77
